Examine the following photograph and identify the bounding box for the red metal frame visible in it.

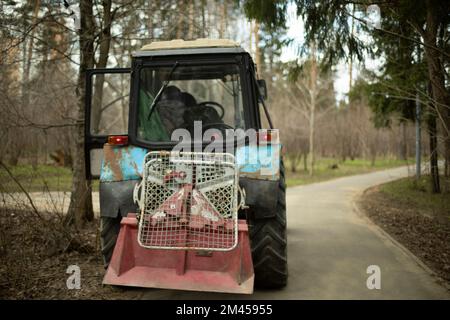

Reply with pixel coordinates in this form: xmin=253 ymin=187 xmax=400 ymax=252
xmin=103 ymin=214 xmax=254 ymax=294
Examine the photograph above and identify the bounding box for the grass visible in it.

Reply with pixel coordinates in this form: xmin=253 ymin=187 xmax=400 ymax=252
xmin=285 ymin=157 xmax=412 ymax=187
xmin=379 ymin=175 xmax=450 ymax=217
xmin=0 ymin=164 xmax=99 ymax=193
xmin=0 ymin=157 xmax=411 ymax=193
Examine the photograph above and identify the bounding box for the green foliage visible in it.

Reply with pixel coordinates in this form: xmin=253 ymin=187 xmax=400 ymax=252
xmin=242 ymin=0 xmax=449 ymax=128
xmin=350 ymin=79 xmax=416 ymax=128
xmin=243 ymin=0 xmax=288 ymax=29
xmin=380 ymin=176 xmax=450 ymax=215
xmin=244 ymin=0 xmax=368 ymax=66
xmin=361 ymin=4 xmax=429 ymax=127
xmin=286 ymin=60 xmax=304 ymax=83
xmin=258 ymin=21 xmax=291 ymax=75
xmin=295 ymin=0 xmax=368 ymax=66
xmin=286 ymin=58 xmax=331 ymax=83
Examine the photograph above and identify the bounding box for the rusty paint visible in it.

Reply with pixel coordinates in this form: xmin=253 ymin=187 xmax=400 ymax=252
xmin=103 ymin=144 xmax=124 ymax=181
xmin=100 ymin=145 xmax=148 ymax=182
xmin=131 ymin=160 xmax=141 ymax=178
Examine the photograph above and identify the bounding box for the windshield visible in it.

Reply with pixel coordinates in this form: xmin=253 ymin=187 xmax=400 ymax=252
xmin=137 ymin=64 xmax=245 ymax=142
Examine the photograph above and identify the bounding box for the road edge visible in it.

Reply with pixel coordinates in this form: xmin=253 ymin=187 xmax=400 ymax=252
xmin=286 ymin=164 xmax=414 ymax=189
xmin=352 ymin=187 xmax=450 ymax=294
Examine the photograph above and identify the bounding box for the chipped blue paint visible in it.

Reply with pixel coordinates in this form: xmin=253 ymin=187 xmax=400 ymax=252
xmin=100 ymin=145 xmax=147 ymax=182
xmin=100 ymin=144 xmax=280 ymax=182
xmin=236 ymin=144 xmax=281 ymax=180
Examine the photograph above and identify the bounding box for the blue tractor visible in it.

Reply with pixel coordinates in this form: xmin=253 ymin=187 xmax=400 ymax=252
xmin=85 ymin=39 xmax=287 ymax=294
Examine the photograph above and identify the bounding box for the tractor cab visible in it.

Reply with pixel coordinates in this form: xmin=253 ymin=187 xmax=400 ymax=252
xmin=86 ymin=39 xmax=269 ymax=178
xmin=84 ymin=39 xmax=287 ymax=294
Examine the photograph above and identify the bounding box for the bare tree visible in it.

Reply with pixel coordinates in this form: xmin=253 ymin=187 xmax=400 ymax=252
xmin=66 ymin=0 xmax=96 ymax=226
xmin=288 ymin=44 xmax=335 ymax=175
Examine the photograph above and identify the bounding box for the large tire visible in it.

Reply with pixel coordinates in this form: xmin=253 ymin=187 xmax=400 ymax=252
xmin=249 ymin=160 xmax=288 ymax=289
xmin=100 ymin=216 xmax=122 ymax=268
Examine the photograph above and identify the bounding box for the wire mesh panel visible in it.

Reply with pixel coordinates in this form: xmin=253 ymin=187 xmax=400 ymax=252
xmin=137 ymin=151 xmax=238 ymax=251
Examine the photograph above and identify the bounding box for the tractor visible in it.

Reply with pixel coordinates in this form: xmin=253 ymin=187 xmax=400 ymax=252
xmin=85 ymin=39 xmax=287 ymax=294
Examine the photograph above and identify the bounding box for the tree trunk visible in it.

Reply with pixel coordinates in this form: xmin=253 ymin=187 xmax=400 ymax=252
xmin=289 ymin=154 xmax=297 ymax=173
xmin=201 ymin=0 xmax=206 ymax=38
xmin=249 ymin=20 xmax=253 ymax=55
xmin=428 ymin=112 xmax=440 ymax=193
xmin=309 ymin=113 xmax=315 ymax=176
xmin=445 ymin=150 xmax=449 ymax=177
xmin=348 ymin=3 xmax=355 ymax=92
xmin=253 ymin=21 xmax=261 ymax=76
xmin=66 ymin=0 xmax=96 ymax=226
xmin=176 ymin=0 xmax=185 ymax=39
xmin=148 ymin=1 xmax=154 ymax=41
xmin=8 ymin=146 xmax=21 ymax=166
xmin=308 ymin=41 xmax=317 ymax=176
xmin=399 ymin=121 xmax=407 ymax=160
xmin=421 ymin=1 xmax=450 ymax=178
xmin=90 ymin=0 xmax=113 ymax=134
xmin=423 ymin=43 xmax=450 ymax=179
xmin=188 ymin=0 xmax=194 ymax=39
xmin=303 ymin=152 xmax=308 ymax=172
xmin=371 ymin=146 xmax=376 ymax=167
xmin=219 ymin=1 xmax=227 ymax=38
xmin=22 ymin=0 xmax=41 ymax=169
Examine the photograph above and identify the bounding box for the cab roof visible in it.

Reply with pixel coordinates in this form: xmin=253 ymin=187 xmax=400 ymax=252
xmin=133 ymin=39 xmax=245 ymax=57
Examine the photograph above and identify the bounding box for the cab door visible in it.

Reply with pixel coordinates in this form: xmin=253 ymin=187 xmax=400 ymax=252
xmin=85 ymin=68 xmax=131 ymax=179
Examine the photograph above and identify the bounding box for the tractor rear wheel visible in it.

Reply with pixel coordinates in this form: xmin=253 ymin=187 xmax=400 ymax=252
xmin=100 ymin=216 xmax=122 ymax=268
xmin=249 ymin=160 xmax=288 ymax=289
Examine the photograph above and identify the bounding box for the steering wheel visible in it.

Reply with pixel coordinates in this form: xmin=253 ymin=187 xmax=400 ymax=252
xmin=202 ymin=122 xmax=234 ymax=131
xmin=196 ymin=101 xmax=225 ymax=120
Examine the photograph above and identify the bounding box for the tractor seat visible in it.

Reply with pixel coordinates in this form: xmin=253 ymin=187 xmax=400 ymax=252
xmin=156 ymin=86 xmax=189 ymax=133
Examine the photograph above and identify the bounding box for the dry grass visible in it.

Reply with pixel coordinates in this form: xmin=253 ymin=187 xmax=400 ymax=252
xmin=0 ymin=205 xmax=142 ymax=299
xmin=359 ymin=175 xmax=450 ymax=285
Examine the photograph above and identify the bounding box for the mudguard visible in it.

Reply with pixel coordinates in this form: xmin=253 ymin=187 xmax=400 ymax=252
xmin=100 ymin=180 xmax=139 ymax=218
xmin=236 ymin=144 xmax=282 ymax=219
xmin=99 ymin=145 xmax=147 ymax=218
xmin=239 ymin=178 xmax=279 ymax=219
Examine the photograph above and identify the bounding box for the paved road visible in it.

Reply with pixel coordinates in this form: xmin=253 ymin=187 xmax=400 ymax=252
xmin=137 ymin=166 xmax=449 ymax=300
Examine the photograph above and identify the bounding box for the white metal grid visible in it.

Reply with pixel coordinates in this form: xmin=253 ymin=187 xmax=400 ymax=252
xmin=137 ymin=151 xmax=238 ymax=251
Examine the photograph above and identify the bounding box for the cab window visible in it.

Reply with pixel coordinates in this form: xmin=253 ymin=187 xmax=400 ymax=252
xmin=137 ymin=64 xmax=245 ymax=142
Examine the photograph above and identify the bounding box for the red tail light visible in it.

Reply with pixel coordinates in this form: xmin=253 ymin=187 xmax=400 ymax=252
xmin=257 ymin=130 xmax=278 ymax=144
xmin=108 ymin=135 xmax=128 ymax=145
xmin=258 ymin=131 xmax=271 ymax=143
